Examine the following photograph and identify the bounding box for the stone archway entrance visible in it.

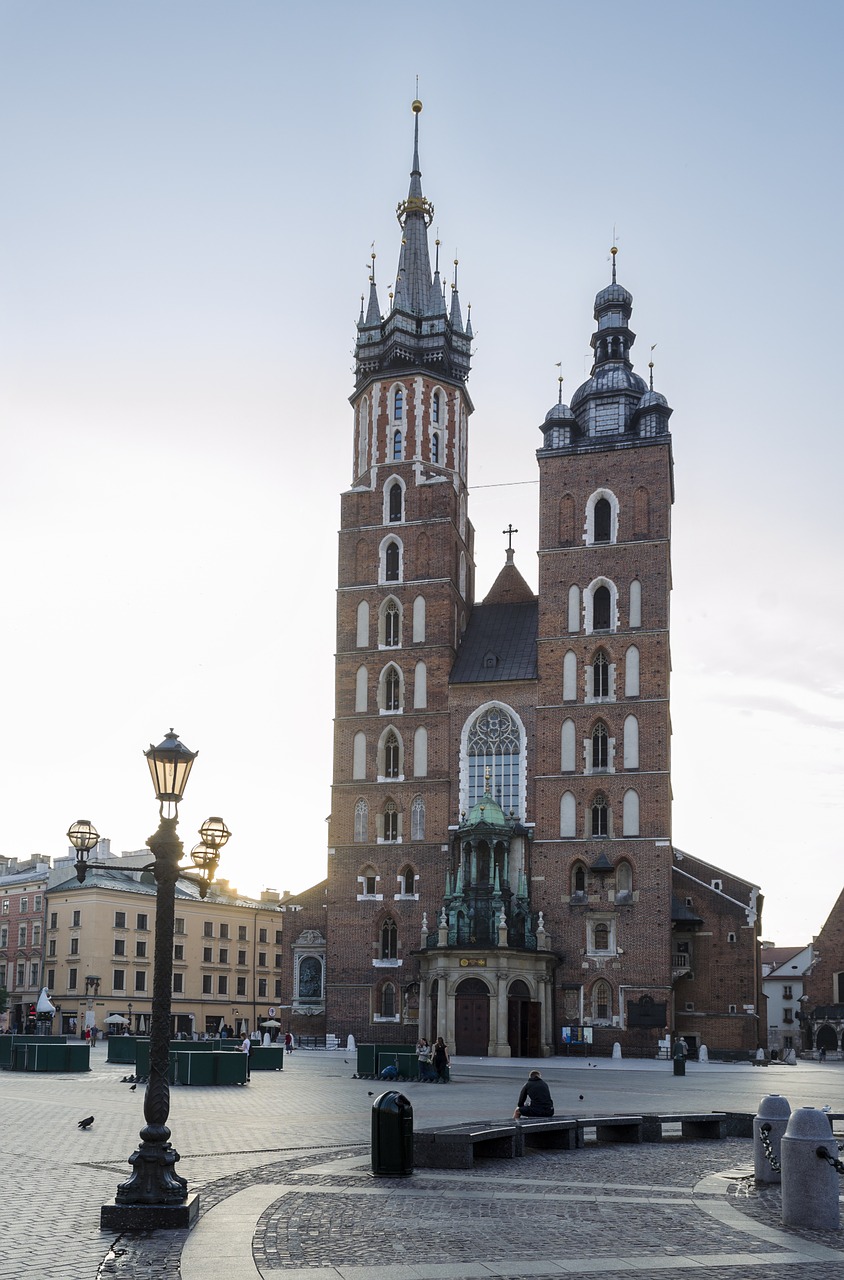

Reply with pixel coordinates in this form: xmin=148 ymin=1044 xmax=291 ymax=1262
xmin=817 ymin=1024 xmax=839 ymax=1053
xmin=507 ymin=978 xmax=541 ymax=1057
xmin=455 ymin=977 xmax=490 ymax=1055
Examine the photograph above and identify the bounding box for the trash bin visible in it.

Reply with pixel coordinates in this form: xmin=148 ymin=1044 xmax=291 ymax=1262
xmin=672 ymin=1049 xmax=686 ymax=1077
xmin=371 ymin=1090 xmax=413 ymax=1176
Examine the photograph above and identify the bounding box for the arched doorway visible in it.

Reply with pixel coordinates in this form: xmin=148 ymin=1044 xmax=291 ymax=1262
xmin=455 ymin=977 xmax=490 ymax=1055
xmin=507 ymin=979 xmax=540 ymax=1057
xmin=816 ymin=1024 xmax=838 ymax=1054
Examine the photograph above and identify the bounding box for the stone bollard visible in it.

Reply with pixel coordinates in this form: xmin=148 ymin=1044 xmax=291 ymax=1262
xmin=612 ymin=1042 xmax=622 ymax=1060
xmin=754 ymin=1094 xmax=791 ymax=1184
xmin=781 ymin=1107 xmax=840 ymax=1231
xmin=698 ymin=1044 xmax=708 ymax=1063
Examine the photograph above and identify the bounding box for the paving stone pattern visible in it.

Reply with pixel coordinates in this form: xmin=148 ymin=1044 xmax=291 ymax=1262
xmin=1 ymin=1052 xmax=843 ymax=1279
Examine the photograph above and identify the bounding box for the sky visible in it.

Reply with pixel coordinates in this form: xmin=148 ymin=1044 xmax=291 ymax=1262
xmin=1 ymin=2 xmax=842 ymax=946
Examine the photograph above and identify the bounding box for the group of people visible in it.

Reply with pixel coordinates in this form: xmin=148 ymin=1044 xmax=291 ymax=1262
xmin=414 ymin=1036 xmax=450 ymax=1082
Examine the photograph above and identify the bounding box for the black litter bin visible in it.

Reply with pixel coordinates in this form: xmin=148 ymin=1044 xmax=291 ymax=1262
xmin=673 ymin=1053 xmax=686 ymax=1077
xmin=371 ymin=1090 xmax=413 ymax=1176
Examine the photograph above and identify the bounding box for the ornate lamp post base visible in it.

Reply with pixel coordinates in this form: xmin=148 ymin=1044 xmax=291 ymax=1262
xmin=101 ymin=1192 xmax=199 ymax=1232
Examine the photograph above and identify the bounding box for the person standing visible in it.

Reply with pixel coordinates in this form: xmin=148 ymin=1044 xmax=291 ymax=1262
xmin=513 ymin=1069 xmax=554 ymax=1118
xmin=432 ymin=1036 xmax=449 ymax=1083
xmin=241 ymin=1031 xmax=252 ymax=1080
xmin=416 ymin=1037 xmax=433 ymax=1082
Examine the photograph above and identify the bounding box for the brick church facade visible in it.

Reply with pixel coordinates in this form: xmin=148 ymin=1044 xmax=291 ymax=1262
xmin=281 ymin=103 xmax=764 ymax=1057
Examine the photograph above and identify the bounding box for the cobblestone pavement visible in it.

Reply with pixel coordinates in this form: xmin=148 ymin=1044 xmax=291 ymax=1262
xmin=1 ymin=1050 xmax=843 ymax=1279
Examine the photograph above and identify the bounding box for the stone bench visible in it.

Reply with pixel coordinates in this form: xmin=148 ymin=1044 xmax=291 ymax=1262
xmin=514 ymin=1117 xmax=577 ymax=1154
xmin=641 ymin=1112 xmax=728 ymax=1142
xmin=575 ymin=1116 xmax=643 ymax=1146
xmin=414 ymin=1122 xmax=518 ymax=1169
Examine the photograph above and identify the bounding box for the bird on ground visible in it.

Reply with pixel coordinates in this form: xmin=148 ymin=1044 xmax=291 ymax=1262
xmin=367 ymin=1091 xmax=374 ymax=1097
xmin=579 ymin=1095 xmax=584 ymax=1100
xmin=129 ymin=1084 xmax=137 ymax=1091
xmin=78 ymin=1116 xmax=94 ymax=1129
xmin=120 ymin=1076 xmax=128 ymax=1083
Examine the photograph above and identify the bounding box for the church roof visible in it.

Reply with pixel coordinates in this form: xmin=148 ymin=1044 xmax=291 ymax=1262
xmin=483 ymin=550 xmax=536 ymax=605
xmin=450 ymin=599 xmax=537 ymax=684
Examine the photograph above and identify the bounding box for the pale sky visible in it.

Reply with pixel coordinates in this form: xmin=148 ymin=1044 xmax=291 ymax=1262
xmin=2 ymin=2 xmax=841 ymax=946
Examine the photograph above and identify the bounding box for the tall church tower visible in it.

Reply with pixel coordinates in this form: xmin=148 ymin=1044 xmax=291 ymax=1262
xmin=325 ymin=102 xmax=475 ymax=1032
xmin=533 ymin=248 xmax=676 ymax=1041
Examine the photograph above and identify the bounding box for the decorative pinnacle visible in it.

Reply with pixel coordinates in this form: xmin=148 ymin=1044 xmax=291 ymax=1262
xmin=412 ymin=98 xmax=422 ymax=114
xmin=611 ymin=243 xmax=618 ymax=283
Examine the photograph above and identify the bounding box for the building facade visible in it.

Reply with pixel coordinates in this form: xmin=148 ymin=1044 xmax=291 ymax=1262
xmin=761 ymin=941 xmax=812 ymax=1057
xmin=0 ymin=859 xmax=50 ymax=1032
xmin=298 ymin=103 xmax=765 ymax=1056
xmin=799 ymin=888 xmax=844 ymax=1059
xmin=45 ymin=864 xmax=286 ymax=1037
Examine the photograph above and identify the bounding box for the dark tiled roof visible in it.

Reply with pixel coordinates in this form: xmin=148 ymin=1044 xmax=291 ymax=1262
xmin=671 ymin=893 xmax=703 ymax=924
xmin=450 ymin=601 xmax=538 ymax=684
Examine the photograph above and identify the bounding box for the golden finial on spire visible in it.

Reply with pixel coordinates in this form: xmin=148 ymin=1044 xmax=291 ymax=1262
xmin=610 ymin=242 xmax=618 ymax=284
xmin=649 ymin=343 xmax=657 ymax=391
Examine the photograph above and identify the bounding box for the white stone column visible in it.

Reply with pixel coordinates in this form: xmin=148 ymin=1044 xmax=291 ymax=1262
xmin=492 ymin=971 xmax=511 ymax=1057
xmin=418 ymin=974 xmax=429 ymax=1041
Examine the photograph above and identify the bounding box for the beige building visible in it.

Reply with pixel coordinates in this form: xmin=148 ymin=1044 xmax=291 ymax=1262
xmin=0 ymin=857 xmax=51 ymax=1032
xmin=46 ymin=860 xmax=286 ymax=1038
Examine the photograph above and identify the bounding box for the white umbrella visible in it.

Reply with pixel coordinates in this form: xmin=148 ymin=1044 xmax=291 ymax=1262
xmin=262 ymin=1019 xmax=281 ymax=1028
xmin=105 ymin=1014 xmax=128 ymax=1025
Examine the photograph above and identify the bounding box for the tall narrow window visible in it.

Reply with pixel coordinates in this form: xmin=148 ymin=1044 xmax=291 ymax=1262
xmin=385 ymin=667 xmax=400 ymax=711
xmin=567 ymin=585 xmax=580 ymax=633
xmin=622 ymin=789 xmax=640 ymax=836
xmin=413 ymin=660 xmax=427 ymax=708
xmin=355 ymin=665 xmax=368 ymax=712
xmin=432 ymin=390 xmax=440 ymax=423
xmin=393 ymin=430 xmax=402 ymax=461
xmin=413 ymin=726 xmax=428 ymax=777
xmin=593 ymin=652 xmax=609 ymax=699
xmin=353 ymin=732 xmax=366 ymax=780
xmin=593 ymin=979 xmax=611 ymax=1019
xmin=573 ymin=863 xmax=586 ymax=893
xmin=623 ymin=715 xmax=639 ymax=769
xmin=356 ymin=600 xmax=369 ymax=647
xmin=381 ymin=918 xmax=398 ymax=959
xmin=629 ymin=579 xmax=642 ymax=628
xmin=383 ymin=800 xmax=398 ymax=842
xmin=394 ymin=389 xmax=403 ymax=420
xmin=411 ymin=795 xmax=425 ymax=840
xmin=384 ymin=731 xmax=400 ymax=779
xmin=354 ymin=798 xmax=368 ymax=843
xmin=591 ymin=794 xmax=608 ymax=837
xmin=594 ymin=923 xmax=610 ymax=952
xmin=382 ymin=982 xmax=396 ymax=1016
xmin=594 ymin=498 xmax=612 ymax=543
xmin=412 ymin=596 xmax=426 ymax=642
xmin=400 ymin=867 xmax=415 ymax=895
xmin=389 ymin=482 xmax=403 ymax=522
xmin=563 ymin=650 xmax=577 ymax=700
xmin=384 ymin=600 xmax=400 ymax=646
xmin=592 ymin=723 xmax=608 ymax=770
xmin=385 ymin=541 xmax=400 ymax=581
xmin=624 ymin=645 xmax=640 ymax=697
xmin=593 ymin=585 xmax=611 ymax=630
xmin=432 ymin=431 xmax=440 ymax=463
xmin=561 ymin=718 xmax=576 ymax=772
xmin=466 ymin=704 xmax=523 ymax=815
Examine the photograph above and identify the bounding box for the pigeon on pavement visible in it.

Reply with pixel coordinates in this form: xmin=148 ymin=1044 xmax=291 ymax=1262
xmin=78 ymin=1116 xmax=94 ymax=1129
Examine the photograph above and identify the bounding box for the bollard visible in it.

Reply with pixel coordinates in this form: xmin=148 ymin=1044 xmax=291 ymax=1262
xmin=612 ymin=1042 xmax=622 ymax=1060
xmin=698 ymin=1044 xmax=709 ymax=1064
xmin=753 ymin=1094 xmax=790 ymax=1184
xmin=781 ymin=1107 xmax=840 ymax=1231
xmin=371 ymin=1090 xmax=413 ymax=1176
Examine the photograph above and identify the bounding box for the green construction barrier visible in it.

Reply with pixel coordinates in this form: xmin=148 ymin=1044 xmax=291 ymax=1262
xmin=250 ymin=1046 xmax=284 ymax=1071
xmin=175 ymin=1051 xmax=215 ymax=1085
xmin=0 ymin=1035 xmax=68 ymax=1069
xmin=106 ymin=1038 xmax=137 ymax=1065
xmin=212 ymin=1051 xmax=248 ymax=1084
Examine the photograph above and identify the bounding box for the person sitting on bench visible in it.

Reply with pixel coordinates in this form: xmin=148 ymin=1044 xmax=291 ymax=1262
xmin=513 ymin=1069 xmax=554 ymax=1118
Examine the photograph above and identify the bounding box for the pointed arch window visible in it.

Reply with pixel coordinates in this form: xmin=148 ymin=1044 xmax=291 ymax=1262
xmin=399 ymin=866 xmax=416 ymax=895
xmin=354 ymin=798 xmax=368 ymax=844
xmin=466 ymin=704 xmax=523 ymax=816
xmin=385 ymin=541 xmax=400 ymax=582
xmin=381 ymin=982 xmax=397 ymax=1017
xmin=432 ymin=431 xmax=440 ymax=464
xmin=592 ymin=723 xmax=609 ymax=771
xmin=591 ymin=793 xmax=609 ymax=837
xmin=593 ymin=979 xmax=611 ymax=1020
xmin=382 ymin=599 xmax=401 ymax=647
xmin=616 ymin=860 xmax=633 ymax=896
xmin=392 ymin=430 xmax=402 ymax=461
xmin=388 ymin=482 xmax=403 ymax=523
xmin=384 ymin=731 xmax=400 ymax=779
xmin=383 ymin=666 xmax=401 ymax=712
xmin=410 ymin=795 xmax=425 ymax=840
xmin=432 ymin=390 xmax=441 ymax=424
xmin=594 ymin=923 xmax=610 ymax=952
xmin=594 ymin=498 xmax=612 ymax=543
xmin=393 ymin=389 xmax=403 ymax=420
xmin=573 ymin=862 xmax=587 ymax=894
xmin=381 ymin=918 xmax=398 ymax=960
xmin=593 ymin=652 xmax=609 ymax=699
xmin=383 ymin=800 xmax=398 ymax=842
xmin=593 ymin=585 xmax=611 ymax=630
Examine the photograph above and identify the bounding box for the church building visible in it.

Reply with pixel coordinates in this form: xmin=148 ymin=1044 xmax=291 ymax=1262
xmin=282 ymin=103 xmax=764 ymax=1057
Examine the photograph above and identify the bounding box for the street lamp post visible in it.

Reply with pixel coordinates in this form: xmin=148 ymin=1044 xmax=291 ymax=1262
xmin=67 ymin=730 xmax=230 ymax=1230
